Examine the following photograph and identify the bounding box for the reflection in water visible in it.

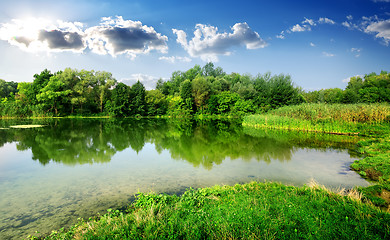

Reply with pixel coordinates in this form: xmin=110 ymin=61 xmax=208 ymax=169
xmin=0 ymin=118 xmax=358 ymax=169
xmin=0 ymin=118 xmax=366 ymax=240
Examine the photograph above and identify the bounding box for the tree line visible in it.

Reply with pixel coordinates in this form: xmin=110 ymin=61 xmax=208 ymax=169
xmin=303 ymin=71 xmax=390 ymax=104
xmin=0 ymin=63 xmax=389 ymax=117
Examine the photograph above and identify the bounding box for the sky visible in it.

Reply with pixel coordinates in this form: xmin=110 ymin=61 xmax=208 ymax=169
xmin=0 ymin=0 xmax=389 ymax=91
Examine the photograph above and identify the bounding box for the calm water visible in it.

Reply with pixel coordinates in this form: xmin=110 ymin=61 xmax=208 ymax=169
xmin=0 ymin=118 xmax=368 ymax=239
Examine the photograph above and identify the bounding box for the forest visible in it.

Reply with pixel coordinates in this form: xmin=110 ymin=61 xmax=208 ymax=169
xmin=0 ymin=63 xmax=389 ymax=118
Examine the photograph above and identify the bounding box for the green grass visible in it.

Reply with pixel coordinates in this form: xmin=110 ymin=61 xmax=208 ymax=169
xmin=243 ymin=103 xmax=390 ymax=209
xmin=267 ymin=103 xmax=390 ymax=123
xmin=32 ymin=182 xmax=390 ymax=240
xmin=243 ymin=103 xmax=390 ymax=136
xmin=243 ymin=114 xmax=364 ymax=135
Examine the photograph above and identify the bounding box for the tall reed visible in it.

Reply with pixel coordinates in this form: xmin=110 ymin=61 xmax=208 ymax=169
xmin=243 ymin=103 xmax=390 ymax=135
xmin=268 ymin=103 xmax=390 ymax=123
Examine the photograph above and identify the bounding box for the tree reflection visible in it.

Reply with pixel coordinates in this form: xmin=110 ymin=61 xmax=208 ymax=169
xmin=0 ymin=118 xmax=359 ymax=168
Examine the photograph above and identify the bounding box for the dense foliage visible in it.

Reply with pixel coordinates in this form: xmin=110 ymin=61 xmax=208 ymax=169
xmin=303 ymin=71 xmax=390 ymax=104
xmin=1 ymin=65 xmax=389 ymax=119
xmin=0 ymin=63 xmax=305 ymax=117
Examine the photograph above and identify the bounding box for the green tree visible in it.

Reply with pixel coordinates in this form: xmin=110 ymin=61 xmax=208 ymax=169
xmin=111 ymin=83 xmax=131 ymax=117
xmin=192 ymin=76 xmax=211 ymax=112
xmin=166 ymin=95 xmax=192 ymax=117
xmin=16 ymin=82 xmax=34 ymax=105
xmin=0 ymin=79 xmax=18 ymax=99
xmin=211 ymin=77 xmax=230 ymax=93
xmin=130 ymin=81 xmax=146 ymax=116
xmin=253 ymin=73 xmax=304 ymax=110
xmin=185 ymin=65 xmax=202 ymax=80
xmin=36 ymin=75 xmax=72 ymax=115
xmin=202 ymin=62 xmax=225 ymax=77
xmin=31 ymin=69 xmax=54 ymax=104
xmin=72 ymin=70 xmax=96 ymax=114
xmin=156 ymin=79 xmax=172 ymax=96
xmin=207 ymin=91 xmax=240 ymax=115
xmin=146 ymin=89 xmax=167 ymax=116
xmin=344 ymin=76 xmax=364 ymax=103
xmin=94 ymin=71 xmax=117 ymax=113
xmin=55 ymin=68 xmax=81 ymax=114
xmin=180 ymin=79 xmax=194 ymax=112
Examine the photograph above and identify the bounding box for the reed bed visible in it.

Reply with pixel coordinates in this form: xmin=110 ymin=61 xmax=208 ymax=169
xmin=243 ymin=103 xmax=390 ymax=135
xmin=243 ymin=114 xmax=363 ymax=135
xmin=268 ymin=103 xmax=390 ymax=123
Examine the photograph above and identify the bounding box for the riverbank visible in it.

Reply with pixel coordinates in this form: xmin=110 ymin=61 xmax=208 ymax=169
xmin=243 ymin=103 xmax=390 ymax=209
xmin=30 ymin=181 xmax=390 ymax=240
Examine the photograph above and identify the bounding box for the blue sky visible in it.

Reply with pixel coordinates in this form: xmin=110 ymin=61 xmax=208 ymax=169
xmin=0 ymin=0 xmax=389 ymax=91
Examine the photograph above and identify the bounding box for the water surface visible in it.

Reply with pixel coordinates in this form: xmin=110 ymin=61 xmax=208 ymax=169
xmin=0 ymin=118 xmax=368 ymax=239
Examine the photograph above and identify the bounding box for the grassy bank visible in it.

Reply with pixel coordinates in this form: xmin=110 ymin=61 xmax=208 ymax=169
xmin=243 ymin=103 xmax=390 ymax=209
xmin=31 ymin=182 xmax=390 ymax=240
xmin=243 ymin=103 xmax=390 ymax=135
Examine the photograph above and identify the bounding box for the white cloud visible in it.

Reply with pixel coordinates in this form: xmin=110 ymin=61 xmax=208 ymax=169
xmin=341 ymin=15 xmax=390 ymax=45
xmin=0 ymin=16 xmax=168 ymax=58
xmin=351 ymin=48 xmax=362 ymax=57
xmin=318 ymin=17 xmax=336 ymax=25
xmin=342 ymin=21 xmax=361 ymax=30
xmin=0 ymin=18 xmax=86 ymax=53
xmin=276 ymin=30 xmax=286 ymax=39
xmin=291 ymin=24 xmax=309 ymax=32
xmin=365 ymin=19 xmax=390 ymax=45
xmin=120 ymin=73 xmax=166 ymax=90
xmin=342 ymin=21 xmax=352 ymax=28
xmin=310 ymin=42 xmax=316 ymax=47
xmin=172 ymin=22 xmax=267 ymax=62
xmin=159 ymin=56 xmax=192 ymax=63
xmin=303 ymin=18 xmax=316 ymax=26
xmin=342 ymin=15 xmax=361 ymax=30
xmin=322 ymin=52 xmax=335 ymax=57
xmin=281 ymin=17 xmax=335 ymax=39
xmin=85 ymin=16 xmax=168 ymax=59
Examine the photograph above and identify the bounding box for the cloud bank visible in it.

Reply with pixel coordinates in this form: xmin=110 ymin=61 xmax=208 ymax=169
xmin=365 ymin=19 xmax=390 ymax=45
xmin=342 ymin=15 xmax=390 ymax=45
xmin=86 ymin=16 xmax=168 ymax=59
xmin=0 ymin=18 xmax=86 ymax=53
xmin=0 ymin=16 xmax=168 ymax=58
xmin=172 ymin=22 xmax=267 ymax=61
